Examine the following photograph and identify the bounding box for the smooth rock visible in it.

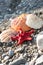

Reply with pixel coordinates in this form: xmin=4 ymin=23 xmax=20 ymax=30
xmin=36 ymin=31 xmax=43 ymax=50
xmin=8 ymin=49 xmax=14 ymax=57
xmin=35 ymin=55 xmax=43 ymax=65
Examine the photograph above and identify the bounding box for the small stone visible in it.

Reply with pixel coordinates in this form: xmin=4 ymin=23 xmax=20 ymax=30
xmin=36 ymin=31 xmax=43 ymax=51
xmin=25 ymin=62 xmax=29 ymax=65
xmin=35 ymin=55 xmax=43 ymax=65
xmin=8 ymin=49 xmax=14 ymax=57
xmin=14 ymin=47 xmax=24 ymax=53
xmin=4 ymin=56 xmax=9 ymax=61
xmin=2 ymin=53 xmax=7 ymax=59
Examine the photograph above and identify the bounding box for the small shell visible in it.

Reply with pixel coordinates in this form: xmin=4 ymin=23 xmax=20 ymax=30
xmin=26 ymin=14 xmax=43 ymax=29
xmin=0 ymin=28 xmax=15 ymax=42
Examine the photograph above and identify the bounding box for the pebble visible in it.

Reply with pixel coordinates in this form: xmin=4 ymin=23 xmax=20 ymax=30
xmin=3 ymin=56 xmax=9 ymax=62
xmin=35 ymin=55 xmax=43 ymax=65
xmin=8 ymin=49 xmax=14 ymax=57
xmin=2 ymin=53 xmax=7 ymax=59
xmin=9 ymin=55 xmax=26 ymax=65
xmin=25 ymin=62 xmax=29 ymax=65
xmin=36 ymin=31 xmax=43 ymax=50
xmin=14 ymin=47 xmax=24 ymax=53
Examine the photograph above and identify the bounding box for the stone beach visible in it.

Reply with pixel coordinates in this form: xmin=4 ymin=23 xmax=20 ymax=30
xmin=0 ymin=0 xmax=43 ymax=65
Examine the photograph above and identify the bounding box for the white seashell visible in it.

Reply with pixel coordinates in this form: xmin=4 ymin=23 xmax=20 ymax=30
xmin=26 ymin=14 xmax=43 ymax=29
xmin=36 ymin=31 xmax=43 ymax=50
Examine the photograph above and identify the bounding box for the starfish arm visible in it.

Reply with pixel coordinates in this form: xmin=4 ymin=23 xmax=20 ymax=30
xmin=11 ymin=36 xmax=19 ymax=41
xmin=17 ymin=36 xmax=32 ymax=45
xmin=26 ymin=29 xmax=35 ymax=35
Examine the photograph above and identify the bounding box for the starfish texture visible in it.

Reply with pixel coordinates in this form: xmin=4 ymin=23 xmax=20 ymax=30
xmin=11 ymin=29 xmax=35 ymax=45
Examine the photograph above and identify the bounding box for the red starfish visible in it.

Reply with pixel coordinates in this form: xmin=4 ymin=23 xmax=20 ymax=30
xmin=11 ymin=29 xmax=35 ymax=46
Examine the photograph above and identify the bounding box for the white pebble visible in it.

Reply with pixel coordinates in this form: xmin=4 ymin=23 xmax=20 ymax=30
xmin=36 ymin=31 xmax=43 ymax=50
xmin=4 ymin=56 xmax=9 ymax=61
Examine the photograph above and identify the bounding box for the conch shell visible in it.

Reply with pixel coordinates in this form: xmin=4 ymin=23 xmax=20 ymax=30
xmin=0 ymin=14 xmax=43 ymax=42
